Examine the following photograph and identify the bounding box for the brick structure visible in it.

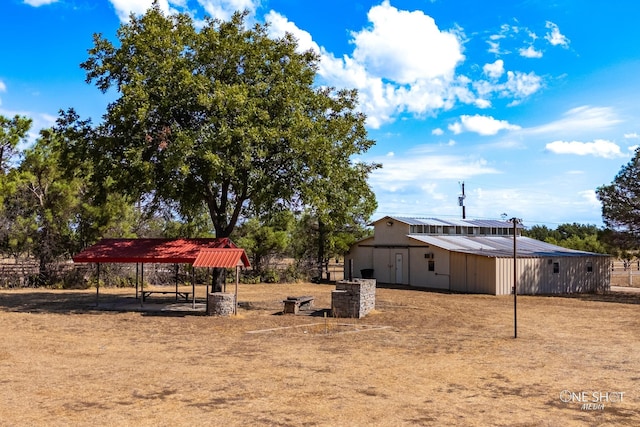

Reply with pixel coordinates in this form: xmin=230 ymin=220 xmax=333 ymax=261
xmin=331 ymin=279 xmax=376 ymax=318
xmin=207 ymin=292 xmax=235 ymax=316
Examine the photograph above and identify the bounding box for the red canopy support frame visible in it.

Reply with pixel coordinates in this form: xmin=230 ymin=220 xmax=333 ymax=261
xmin=74 ymin=239 xmax=250 ymax=311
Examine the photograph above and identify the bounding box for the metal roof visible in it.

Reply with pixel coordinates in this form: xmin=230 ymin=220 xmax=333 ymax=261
xmin=72 ymin=238 xmax=240 ymax=264
xmin=377 ymin=216 xmax=524 ymax=229
xmin=192 ymin=248 xmax=250 ymax=268
xmin=408 ymin=235 xmax=608 ymax=258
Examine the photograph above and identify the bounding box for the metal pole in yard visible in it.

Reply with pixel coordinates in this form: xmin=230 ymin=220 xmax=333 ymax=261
xmin=96 ymin=263 xmax=100 ymax=307
xmin=235 ymin=266 xmax=239 ymax=315
xmin=175 ymin=264 xmax=179 ymax=302
xmin=512 ymin=218 xmax=518 ymax=339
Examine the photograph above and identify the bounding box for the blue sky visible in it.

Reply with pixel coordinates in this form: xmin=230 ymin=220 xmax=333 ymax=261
xmin=3 ymin=0 xmax=640 ymax=228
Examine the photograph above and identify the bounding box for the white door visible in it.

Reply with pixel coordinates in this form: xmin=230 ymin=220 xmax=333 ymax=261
xmin=395 ymin=253 xmax=403 ymax=284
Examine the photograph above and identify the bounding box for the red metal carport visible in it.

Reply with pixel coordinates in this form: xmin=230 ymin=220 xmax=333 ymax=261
xmin=73 ymin=238 xmax=250 ymax=310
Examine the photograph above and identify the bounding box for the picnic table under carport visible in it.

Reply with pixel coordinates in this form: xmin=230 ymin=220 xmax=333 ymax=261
xmin=72 ymin=238 xmax=250 ymax=312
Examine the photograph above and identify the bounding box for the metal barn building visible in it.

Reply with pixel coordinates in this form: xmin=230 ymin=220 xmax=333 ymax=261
xmin=344 ymin=217 xmax=610 ymax=295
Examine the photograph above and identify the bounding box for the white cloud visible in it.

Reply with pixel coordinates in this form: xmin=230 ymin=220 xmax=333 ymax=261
xmin=448 ymin=122 xmax=462 ymax=135
xmin=519 ymin=46 xmax=542 ymax=58
xmin=350 ymin=1 xmax=464 ymax=83
xmin=483 ymin=60 xmax=504 ymax=79
xmin=503 ymin=71 xmax=542 ymax=99
xmin=197 ymin=0 xmax=258 ymax=22
xmin=266 ymin=2 xmax=472 ymax=129
xmin=107 ymin=0 xmax=259 ymax=22
xmin=578 ymin=189 xmax=600 ymax=207
xmin=452 ymin=114 xmax=521 ymax=136
xmin=545 ymin=21 xmax=570 ymax=47
xmin=487 ymin=40 xmax=502 ymax=55
xmin=266 ymin=3 xmax=547 ymax=129
xmin=265 ymin=11 xmax=320 ymax=54
xmin=474 ymin=98 xmax=491 ymax=109
xmin=432 ymin=128 xmax=444 ymax=136
xmin=545 ymin=139 xmax=624 ymax=158
xmin=370 ymin=151 xmax=500 ymax=193
xmin=108 ymin=0 xmax=170 ymax=22
xmin=23 ymin=0 xmax=58 ymax=6
xmin=624 ymin=132 xmax=639 ymax=139
xmin=473 ymin=69 xmax=542 ymax=105
xmin=525 ymin=106 xmax=622 ymax=136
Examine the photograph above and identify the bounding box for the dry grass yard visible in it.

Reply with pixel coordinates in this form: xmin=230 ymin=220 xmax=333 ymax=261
xmin=0 ymin=283 xmax=639 ymax=426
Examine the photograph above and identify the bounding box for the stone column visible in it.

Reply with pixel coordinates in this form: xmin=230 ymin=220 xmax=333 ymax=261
xmin=207 ymin=292 xmax=235 ymax=316
xmin=331 ymin=278 xmax=376 ymax=318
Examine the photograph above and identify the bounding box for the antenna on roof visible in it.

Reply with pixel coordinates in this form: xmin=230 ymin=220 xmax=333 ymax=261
xmin=458 ymin=181 xmax=466 ymax=219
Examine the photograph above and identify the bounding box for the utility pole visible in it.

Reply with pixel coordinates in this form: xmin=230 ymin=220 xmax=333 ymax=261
xmin=510 ymin=217 xmax=520 ymax=339
xmin=458 ymin=181 xmax=466 ymax=219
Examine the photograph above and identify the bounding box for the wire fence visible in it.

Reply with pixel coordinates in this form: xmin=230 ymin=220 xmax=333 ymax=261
xmin=610 ymin=260 xmax=640 ymax=288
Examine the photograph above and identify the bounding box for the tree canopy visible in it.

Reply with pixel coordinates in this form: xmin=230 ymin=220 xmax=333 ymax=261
xmin=524 ymin=223 xmax=608 ymax=254
xmin=78 ymin=5 xmax=378 ymax=239
xmin=597 ymin=148 xmax=640 ymax=248
xmin=0 ymin=114 xmax=31 ymax=175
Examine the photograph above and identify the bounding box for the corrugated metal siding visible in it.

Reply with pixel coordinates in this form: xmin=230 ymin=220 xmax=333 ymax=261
xmin=451 ymin=253 xmax=497 ymax=293
xmin=370 ymin=248 xmax=409 ymax=284
xmin=409 ymin=246 xmax=449 ymax=289
xmin=494 ymin=256 xmax=611 ymax=295
xmin=453 ymin=254 xmax=611 ymax=295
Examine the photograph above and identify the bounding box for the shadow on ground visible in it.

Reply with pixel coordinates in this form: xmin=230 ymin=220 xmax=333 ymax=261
xmin=0 ymin=290 xmax=207 ymax=316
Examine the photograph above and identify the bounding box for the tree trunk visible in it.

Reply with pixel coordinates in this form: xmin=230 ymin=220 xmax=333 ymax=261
xmin=211 ymin=268 xmax=227 ymax=292
xmin=317 ymin=220 xmax=326 ymax=280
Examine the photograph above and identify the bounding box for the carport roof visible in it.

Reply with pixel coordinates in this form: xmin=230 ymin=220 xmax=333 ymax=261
xmin=72 ymin=238 xmax=242 ymax=264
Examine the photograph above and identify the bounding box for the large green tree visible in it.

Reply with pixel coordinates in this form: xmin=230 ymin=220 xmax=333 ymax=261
xmin=0 ymin=115 xmax=31 ymax=175
xmin=597 ymin=148 xmax=640 ymax=248
xmin=1 ymin=128 xmax=84 ymax=283
xmin=80 ymin=5 xmax=378 ymax=241
xmin=0 ymin=114 xmax=33 ymax=254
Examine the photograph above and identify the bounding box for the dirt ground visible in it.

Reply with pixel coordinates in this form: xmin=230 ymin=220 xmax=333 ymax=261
xmin=0 ymin=283 xmax=638 ymax=426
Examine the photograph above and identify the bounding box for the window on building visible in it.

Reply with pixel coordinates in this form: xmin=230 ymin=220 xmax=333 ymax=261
xmin=428 ymin=260 xmax=435 ymax=272
xmin=553 ymin=262 xmax=560 ymax=274
xmin=586 ymin=261 xmax=593 ymax=273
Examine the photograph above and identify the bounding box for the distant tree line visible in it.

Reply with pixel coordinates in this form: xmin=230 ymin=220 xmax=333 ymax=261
xmin=523 ymin=223 xmax=610 ymax=254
